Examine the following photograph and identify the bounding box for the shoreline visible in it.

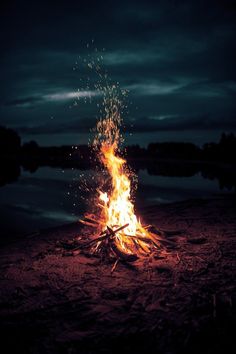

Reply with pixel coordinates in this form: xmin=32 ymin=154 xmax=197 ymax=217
xmin=0 ymin=194 xmax=234 ymax=248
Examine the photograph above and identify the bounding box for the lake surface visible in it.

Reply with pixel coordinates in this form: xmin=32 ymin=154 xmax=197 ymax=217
xmin=0 ymin=165 xmax=234 ymax=244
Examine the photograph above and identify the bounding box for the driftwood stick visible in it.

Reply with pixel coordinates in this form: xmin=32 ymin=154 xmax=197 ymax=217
xmin=110 ymin=241 xmax=138 ymax=262
xmin=111 ymin=259 xmax=119 ymax=273
xmin=76 ymin=223 xmax=130 ymax=250
xmin=79 ymin=216 xmax=106 ymax=227
xmin=109 ymin=223 xmax=129 ymax=235
xmin=147 ymin=233 xmax=162 ymax=248
xmin=107 ymin=225 xmax=115 ymax=237
xmin=125 ymin=234 xmax=153 ymax=244
xmin=79 ymin=219 xmax=98 ymax=228
xmin=84 ymin=216 xmax=107 ymax=227
xmin=84 ymin=217 xmax=100 ymax=225
xmin=76 ymin=234 xmax=110 ymax=249
xmin=132 ymin=238 xmax=150 ymax=255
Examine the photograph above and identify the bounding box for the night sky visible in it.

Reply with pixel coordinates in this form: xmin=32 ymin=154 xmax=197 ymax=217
xmin=1 ymin=0 xmax=236 ymax=146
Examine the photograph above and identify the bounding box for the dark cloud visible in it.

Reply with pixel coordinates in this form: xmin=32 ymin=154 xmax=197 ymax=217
xmin=17 ymin=116 xmax=96 ymax=135
xmin=4 ymin=96 xmax=44 ymax=108
xmin=0 ymin=0 xmax=236 ymax=144
xmin=130 ymin=114 xmax=236 ymax=132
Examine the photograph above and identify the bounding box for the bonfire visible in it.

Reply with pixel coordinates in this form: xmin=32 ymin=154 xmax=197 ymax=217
xmin=79 ymin=85 xmax=163 ymax=264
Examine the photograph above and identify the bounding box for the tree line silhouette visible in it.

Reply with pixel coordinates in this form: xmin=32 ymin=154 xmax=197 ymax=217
xmin=0 ymin=125 xmax=236 ymax=190
xmin=1 ymin=125 xmax=236 ymax=163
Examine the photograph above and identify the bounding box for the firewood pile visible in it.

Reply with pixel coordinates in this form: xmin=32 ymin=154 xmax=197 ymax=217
xmin=59 ymin=214 xmax=182 ymax=270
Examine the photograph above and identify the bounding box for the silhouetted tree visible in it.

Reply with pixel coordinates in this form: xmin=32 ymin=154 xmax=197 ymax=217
xmin=22 ymin=140 xmax=39 ymax=154
xmin=125 ymin=145 xmax=147 ymax=158
xmin=0 ymin=126 xmax=21 ymax=153
xmin=147 ymin=142 xmax=201 ymax=160
xmin=203 ymin=133 xmax=236 ymax=163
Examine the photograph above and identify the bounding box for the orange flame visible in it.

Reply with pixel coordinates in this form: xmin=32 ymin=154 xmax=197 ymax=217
xmin=98 ymin=143 xmax=151 ymax=254
xmin=93 ymin=85 xmax=154 ymax=255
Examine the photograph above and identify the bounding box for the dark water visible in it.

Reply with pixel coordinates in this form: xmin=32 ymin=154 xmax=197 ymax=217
xmin=0 ymin=163 xmax=234 ymax=244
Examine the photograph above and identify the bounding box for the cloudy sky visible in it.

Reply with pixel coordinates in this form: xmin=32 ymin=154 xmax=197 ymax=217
xmin=1 ymin=0 xmax=236 ymax=146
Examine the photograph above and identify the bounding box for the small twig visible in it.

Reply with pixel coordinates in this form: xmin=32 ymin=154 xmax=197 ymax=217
xmin=111 ymin=258 xmax=119 ymax=273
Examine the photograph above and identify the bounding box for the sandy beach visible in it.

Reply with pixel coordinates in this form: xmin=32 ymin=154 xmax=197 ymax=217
xmin=0 ymin=195 xmax=235 ymax=354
